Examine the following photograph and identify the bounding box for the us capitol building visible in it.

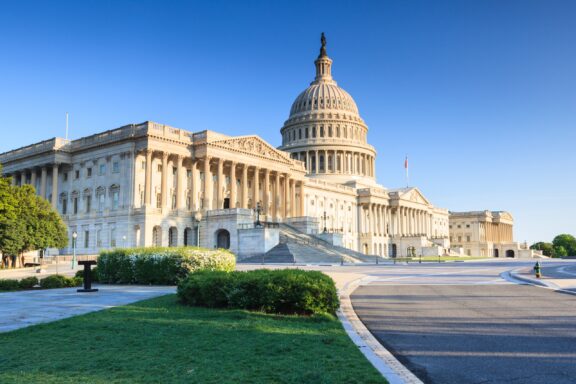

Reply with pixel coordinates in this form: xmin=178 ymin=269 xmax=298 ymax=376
xmin=0 ymin=35 xmax=531 ymax=261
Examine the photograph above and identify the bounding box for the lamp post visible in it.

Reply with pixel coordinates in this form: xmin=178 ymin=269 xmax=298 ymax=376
xmin=255 ymin=202 xmax=262 ymax=227
xmin=122 ymin=235 xmax=127 ymax=248
xmin=322 ymin=211 xmax=328 ymax=233
xmin=194 ymin=211 xmax=203 ymax=247
xmin=71 ymin=231 xmax=77 ymax=269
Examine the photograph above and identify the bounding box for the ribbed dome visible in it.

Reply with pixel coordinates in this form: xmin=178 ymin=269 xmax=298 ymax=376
xmin=289 ymin=83 xmax=359 ymax=116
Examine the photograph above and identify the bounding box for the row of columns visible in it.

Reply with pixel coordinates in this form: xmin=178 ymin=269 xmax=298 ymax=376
xmin=360 ymin=204 xmax=432 ymax=238
xmin=283 ymin=125 xmax=367 ymax=145
xmin=292 ymin=150 xmax=374 ymax=177
xmin=142 ymin=151 xmax=306 ymax=220
xmin=482 ymin=223 xmax=513 ymax=243
xmin=9 ymin=164 xmax=60 ymax=208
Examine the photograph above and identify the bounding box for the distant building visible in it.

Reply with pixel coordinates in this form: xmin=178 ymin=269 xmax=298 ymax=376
xmin=449 ymin=211 xmax=534 ymax=258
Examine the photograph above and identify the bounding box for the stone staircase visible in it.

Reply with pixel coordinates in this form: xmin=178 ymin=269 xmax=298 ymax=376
xmin=240 ymin=223 xmax=378 ymax=264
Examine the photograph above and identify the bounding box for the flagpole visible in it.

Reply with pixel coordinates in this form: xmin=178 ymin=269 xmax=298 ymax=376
xmin=65 ymin=112 xmax=69 ymax=141
xmin=405 ymin=155 xmax=409 ymax=187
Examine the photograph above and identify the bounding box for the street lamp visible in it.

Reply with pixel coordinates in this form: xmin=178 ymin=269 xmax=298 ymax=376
xmin=71 ymin=231 xmax=78 ymax=269
xmin=122 ymin=235 xmax=127 ymax=248
xmin=194 ymin=211 xmax=203 ymax=247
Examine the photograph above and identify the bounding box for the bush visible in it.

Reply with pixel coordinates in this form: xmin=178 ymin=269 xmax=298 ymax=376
xmin=98 ymin=247 xmax=235 ymax=285
xmin=18 ymin=276 xmax=39 ymax=289
xmin=0 ymin=279 xmax=20 ymax=291
xmin=40 ymin=275 xmax=82 ymax=289
xmin=75 ymin=266 xmax=99 ymax=282
xmin=177 ymin=269 xmax=339 ymax=316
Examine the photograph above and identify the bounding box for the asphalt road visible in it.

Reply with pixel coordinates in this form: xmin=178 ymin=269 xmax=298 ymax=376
xmin=351 ymin=262 xmax=576 ymax=384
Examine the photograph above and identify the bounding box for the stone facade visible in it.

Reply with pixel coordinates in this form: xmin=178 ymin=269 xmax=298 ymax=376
xmin=449 ymin=211 xmax=533 ymax=258
xmin=0 ymin=35 xmax=455 ymax=259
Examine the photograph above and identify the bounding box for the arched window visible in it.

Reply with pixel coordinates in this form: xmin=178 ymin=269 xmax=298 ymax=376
xmin=168 ymin=227 xmax=178 ymax=247
xmin=83 ymin=188 xmax=92 ymax=213
xmin=96 ymin=186 xmax=106 ymax=212
xmin=152 ymin=226 xmax=162 ymax=247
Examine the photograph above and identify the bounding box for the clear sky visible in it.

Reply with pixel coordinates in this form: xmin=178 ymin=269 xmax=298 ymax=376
xmin=0 ymin=0 xmax=574 ymax=243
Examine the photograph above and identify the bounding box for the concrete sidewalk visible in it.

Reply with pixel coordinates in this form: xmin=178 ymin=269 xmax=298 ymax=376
xmin=510 ymin=267 xmax=576 ymax=292
xmin=0 ymin=285 xmax=175 ymax=333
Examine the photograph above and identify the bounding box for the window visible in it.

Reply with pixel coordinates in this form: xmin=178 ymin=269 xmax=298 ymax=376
xmin=172 ymin=167 xmax=177 ymax=176
xmin=156 ymin=193 xmax=162 ymax=208
xmin=171 ymin=194 xmax=176 ymax=209
xmin=62 ymin=199 xmax=67 ymax=214
xmin=86 ymin=196 xmax=91 ymax=213
xmin=84 ymin=231 xmax=89 ymax=248
xmin=75 ymin=170 xmax=80 ymax=179
xmin=457 ymin=225 xmax=461 ymax=228
xmin=305 ymin=128 xmax=309 ymax=138
xmin=186 ymin=196 xmax=191 ymax=210
xmin=458 ymin=236 xmax=462 ymax=242
xmin=157 ymin=164 xmax=162 ymax=173
xmin=99 ymin=164 xmax=106 ymax=175
xmin=110 ymin=228 xmax=116 ymax=247
xmin=112 ymin=190 xmax=119 ymax=210
xmin=96 ymin=229 xmax=102 ymax=247
xmin=73 ymin=197 xmax=78 ymax=214
xmin=98 ymin=193 xmax=105 ymax=211
xmin=141 ymin=161 xmax=146 ymax=170
xmin=63 ymin=173 xmax=68 ymax=182
xmin=112 ymin=161 xmax=120 ymax=173
xmin=466 ymin=236 xmax=471 ymax=242
xmin=466 ymin=224 xmax=470 ymax=228
xmin=87 ymin=167 xmax=92 ymax=178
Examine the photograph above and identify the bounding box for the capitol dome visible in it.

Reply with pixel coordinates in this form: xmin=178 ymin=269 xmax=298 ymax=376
xmin=279 ymin=33 xmax=376 ymax=186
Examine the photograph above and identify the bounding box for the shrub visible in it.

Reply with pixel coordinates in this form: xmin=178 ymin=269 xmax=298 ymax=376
xmin=40 ymin=275 xmax=82 ymax=289
xmin=18 ymin=276 xmax=39 ymax=289
xmin=98 ymin=247 xmax=235 ymax=285
xmin=177 ymin=269 xmax=339 ymax=316
xmin=0 ymin=279 xmax=20 ymax=291
xmin=75 ymin=266 xmax=99 ymax=282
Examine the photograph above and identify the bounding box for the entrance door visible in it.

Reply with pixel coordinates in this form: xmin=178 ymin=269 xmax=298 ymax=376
xmin=223 ymin=198 xmax=230 ymax=209
xmin=216 ymin=229 xmax=230 ymax=249
xmin=391 ymin=244 xmax=397 ymax=258
xmin=506 ymin=250 xmax=515 ymax=258
xmin=494 ymin=249 xmax=499 ymax=258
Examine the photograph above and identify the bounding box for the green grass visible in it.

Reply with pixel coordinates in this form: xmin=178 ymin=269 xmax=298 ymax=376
xmin=0 ymin=294 xmax=387 ymax=384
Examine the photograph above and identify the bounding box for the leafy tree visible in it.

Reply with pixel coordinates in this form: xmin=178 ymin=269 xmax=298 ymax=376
xmin=552 ymin=234 xmax=576 ymax=256
xmin=553 ymin=245 xmax=568 ymax=258
xmin=0 ymin=165 xmax=68 ymax=268
xmin=530 ymin=242 xmax=554 ymax=257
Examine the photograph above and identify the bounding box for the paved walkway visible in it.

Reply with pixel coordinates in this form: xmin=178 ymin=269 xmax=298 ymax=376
xmin=0 ymin=285 xmax=175 ymax=333
xmin=510 ymin=262 xmax=576 ymax=292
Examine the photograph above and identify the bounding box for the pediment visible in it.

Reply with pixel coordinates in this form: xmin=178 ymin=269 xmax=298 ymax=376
xmin=210 ymin=135 xmax=292 ymax=164
xmin=398 ymin=188 xmax=431 ymax=205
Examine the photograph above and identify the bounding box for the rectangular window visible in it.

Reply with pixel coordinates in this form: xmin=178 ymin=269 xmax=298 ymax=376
xmin=75 ymin=170 xmax=80 ymax=179
xmin=62 ymin=199 xmax=67 ymax=214
xmin=87 ymin=168 xmax=92 ymax=178
xmin=86 ymin=196 xmax=91 ymax=213
xmin=156 ymin=194 xmax=162 ymax=208
xmin=112 ymin=191 xmax=119 ymax=210
xmin=172 ymin=167 xmax=177 ymax=176
xmin=110 ymin=228 xmax=116 ymax=247
xmin=458 ymin=236 xmax=462 ymax=242
xmin=467 ymin=236 xmax=471 ymax=242
xmin=99 ymin=164 xmax=106 ymax=175
xmin=73 ymin=197 xmax=78 ymax=214
xmin=112 ymin=161 xmax=120 ymax=173
xmin=142 ymin=161 xmax=146 ymax=170
xmin=96 ymin=229 xmax=102 ymax=247
xmin=172 ymin=195 xmax=176 ymax=209
xmin=98 ymin=194 xmax=105 ymax=211
xmin=63 ymin=173 xmax=68 ymax=182
xmin=84 ymin=231 xmax=89 ymax=248
xmin=186 ymin=196 xmax=191 ymax=210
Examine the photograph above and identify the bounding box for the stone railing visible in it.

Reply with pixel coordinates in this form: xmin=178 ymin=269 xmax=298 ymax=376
xmin=0 ymin=137 xmax=70 ymax=163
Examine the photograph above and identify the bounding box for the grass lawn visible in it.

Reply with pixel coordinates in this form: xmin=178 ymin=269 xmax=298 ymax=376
xmin=0 ymin=294 xmax=387 ymax=384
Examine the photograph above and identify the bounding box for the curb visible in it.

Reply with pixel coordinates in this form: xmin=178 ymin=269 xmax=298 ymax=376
xmin=504 ymin=269 xmax=576 ymax=296
xmin=337 ymin=276 xmax=423 ymax=384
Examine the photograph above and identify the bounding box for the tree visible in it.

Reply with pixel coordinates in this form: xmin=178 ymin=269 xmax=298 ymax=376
xmin=552 ymin=234 xmax=576 ymax=257
xmin=530 ymin=242 xmax=554 ymax=257
xmin=0 ymin=165 xmax=68 ymax=268
xmin=553 ymin=245 xmax=568 ymax=258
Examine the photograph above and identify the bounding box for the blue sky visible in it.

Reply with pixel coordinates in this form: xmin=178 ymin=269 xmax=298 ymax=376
xmin=0 ymin=0 xmax=574 ymax=243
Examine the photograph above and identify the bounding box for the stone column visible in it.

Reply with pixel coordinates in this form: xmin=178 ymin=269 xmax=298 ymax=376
xmin=20 ymin=171 xmax=26 ymax=186
xmin=253 ymin=167 xmax=260 ymax=207
xmin=314 ymin=150 xmax=319 ymax=173
xmin=241 ymin=164 xmax=248 ymax=208
xmin=263 ymin=169 xmax=270 ymax=215
xmin=191 ymin=160 xmax=198 ymax=211
xmin=273 ymin=172 xmax=280 ymax=220
xmin=203 ymin=156 xmax=212 ymax=210
xmin=290 ymin=179 xmax=296 ymax=217
xmin=230 ymin=161 xmax=237 ymax=209
xmin=299 ymin=181 xmax=305 ymax=216
xmin=176 ymin=155 xmax=183 ymax=210
xmin=305 ymin=151 xmax=310 ymax=173
xmin=216 ymin=158 xmax=224 ymax=209
xmin=40 ymin=166 xmax=47 ymax=198
xmin=283 ymin=174 xmax=289 ymax=219
xmin=30 ymin=170 xmax=37 ymax=191
xmin=144 ymin=150 xmax=153 ymax=205
xmin=161 ymin=152 xmax=169 ymax=209
xmin=333 ymin=151 xmax=337 ymax=173
xmin=51 ymin=164 xmax=58 ymax=208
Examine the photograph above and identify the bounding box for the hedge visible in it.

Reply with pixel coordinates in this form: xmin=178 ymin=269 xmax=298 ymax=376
xmin=18 ymin=276 xmax=39 ymax=289
xmin=0 ymin=279 xmax=20 ymax=291
xmin=40 ymin=275 xmax=82 ymax=289
xmin=97 ymin=247 xmax=236 ymax=285
xmin=75 ymin=267 xmax=99 ymax=283
xmin=177 ymin=269 xmax=339 ymax=316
